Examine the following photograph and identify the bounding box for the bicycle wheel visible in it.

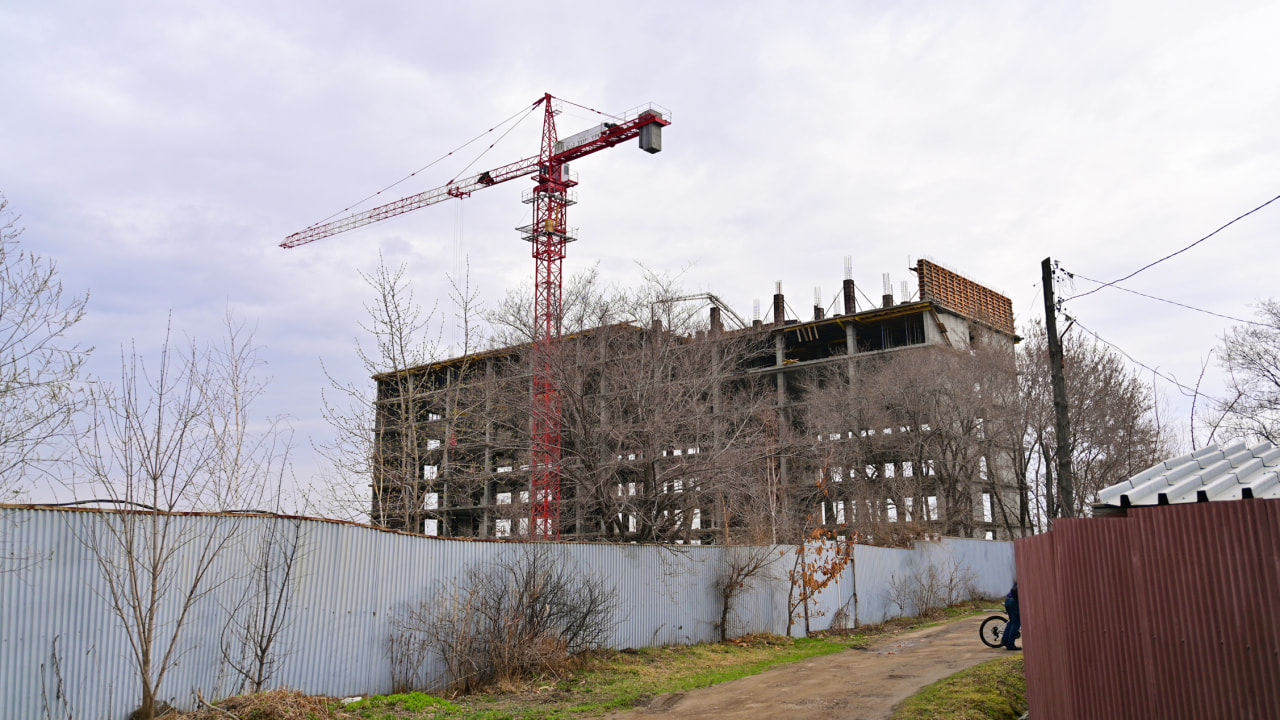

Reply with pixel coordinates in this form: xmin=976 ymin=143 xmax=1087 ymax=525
xmin=979 ymin=615 xmax=1008 ymax=648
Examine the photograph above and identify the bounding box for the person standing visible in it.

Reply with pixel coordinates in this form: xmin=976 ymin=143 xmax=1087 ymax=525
xmin=1003 ymin=581 xmax=1021 ymax=650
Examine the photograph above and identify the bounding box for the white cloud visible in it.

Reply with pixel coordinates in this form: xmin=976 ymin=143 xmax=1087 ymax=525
xmin=2 ymin=0 xmax=1278 ymax=501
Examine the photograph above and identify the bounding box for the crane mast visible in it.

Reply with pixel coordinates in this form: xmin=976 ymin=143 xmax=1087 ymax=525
xmin=526 ymin=97 xmax=571 ymax=538
xmin=283 ymin=94 xmax=669 ymax=539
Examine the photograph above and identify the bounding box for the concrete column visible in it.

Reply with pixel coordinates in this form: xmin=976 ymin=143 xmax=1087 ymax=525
xmin=774 ymin=331 xmax=789 ymax=490
xmin=441 ymin=365 xmax=454 ymax=537
xmin=481 ymin=358 xmax=494 ymax=537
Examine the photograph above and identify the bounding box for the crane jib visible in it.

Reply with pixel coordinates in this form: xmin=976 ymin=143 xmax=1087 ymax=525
xmin=280 ymin=104 xmax=667 ymax=250
xmin=279 ymin=155 xmax=541 ymax=248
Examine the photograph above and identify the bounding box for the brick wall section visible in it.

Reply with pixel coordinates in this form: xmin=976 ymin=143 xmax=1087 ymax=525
xmin=914 ymin=259 xmax=1015 ymax=334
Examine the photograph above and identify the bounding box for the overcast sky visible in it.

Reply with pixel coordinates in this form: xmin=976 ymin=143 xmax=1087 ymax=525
xmin=4 ymin=0 xmax=1278 ymax=505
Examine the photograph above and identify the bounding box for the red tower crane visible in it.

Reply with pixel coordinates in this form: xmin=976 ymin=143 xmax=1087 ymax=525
xmin=283 ymin=93 xmax=670 ymax=539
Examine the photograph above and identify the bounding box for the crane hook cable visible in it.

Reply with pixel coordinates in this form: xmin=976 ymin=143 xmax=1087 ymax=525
xmin=303 ymin=100 xmax=544 ymax=230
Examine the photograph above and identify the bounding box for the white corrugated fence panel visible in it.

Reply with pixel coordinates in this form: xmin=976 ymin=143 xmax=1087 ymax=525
xmin=0 ymin=508 xmax=1011 ymax=719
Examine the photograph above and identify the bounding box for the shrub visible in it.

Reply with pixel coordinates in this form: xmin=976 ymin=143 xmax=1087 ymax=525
xmin=887 ymin=556 xmax=978 ymax=618
xmin=390 ymin=545 xmax=620 ymax=693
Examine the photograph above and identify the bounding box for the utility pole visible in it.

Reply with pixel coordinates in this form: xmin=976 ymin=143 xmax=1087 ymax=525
xmin=1042 ymin=257 xmax=1075 ymax=519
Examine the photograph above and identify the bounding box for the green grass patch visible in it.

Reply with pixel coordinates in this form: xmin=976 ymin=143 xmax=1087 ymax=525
xmin=345 ymin=692 xmax=458 ymax=714
xmin=888 ymin=655 xmax=1026 ymax=720
xmin=343 ymin=603 xmax=994 ymax=720
xmin=339 ymin=633 xmax=871 ymax=720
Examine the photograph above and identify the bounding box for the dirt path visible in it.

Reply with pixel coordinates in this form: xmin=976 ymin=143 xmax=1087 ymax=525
xmin=602 ymin=616 xmax=1008 ymax=720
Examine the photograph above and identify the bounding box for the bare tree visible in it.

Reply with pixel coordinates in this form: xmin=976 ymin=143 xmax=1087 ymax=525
xmin=417 ymin=267 xmax=775 ymax=542
xmin=882 ymin=338 xmax=1019 ymax=538
xmin=1017 ymin=320 xmax=1172 ymax=525
xmin=800 ymin=319 xmax=1167 ymax=536
xmin=798 ymin=359 xmax=913 ymax=543
xmin=796 ymin=331 xmax=1021 ymax=541
xmin=541 ymin=270 xmax=774 ymax=542
xmin=485 ymin=263 xmax=615 ymax=348
xmin=77 ymin=317 xmax=291 ymax=719
xmin=219 ymin=514 xmax=307 ymax=694
xmin=0 ymin=191 xmax=89 ymax=499
xmin=552 ymin=328 xmax=770 ymax=541
xmin=1209 ymin=299 xmax=1280 ymax=445
xmin=885 ymin=553 xmax=979 ymax=618
xmin=317 ymin=256 xmax=439 ymax=527
xmin=419 ymin=261 xmax=493 ymax=536
xmin=201 ymin=313 xmax=304 ymax=694
xmin=714 ymin=544 xmax=780 ymax=641
xmin=78 ymin=329 xmax=230 ymax=720
xmin=784 ymin=529 xmax=852 ymax=637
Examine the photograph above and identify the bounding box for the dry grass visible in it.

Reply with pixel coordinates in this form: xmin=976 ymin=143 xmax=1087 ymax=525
xmin=722 ymin=633 xmax=795 ymax=649
xmin=169 ymin=689 xmax=352 ymax=720
xmin=171 ymin=604 xmax=992 ymax=720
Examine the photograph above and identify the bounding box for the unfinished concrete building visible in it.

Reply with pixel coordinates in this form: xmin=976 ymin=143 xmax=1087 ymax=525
xmin=371 ymin=258 xmax=1025 ymax=543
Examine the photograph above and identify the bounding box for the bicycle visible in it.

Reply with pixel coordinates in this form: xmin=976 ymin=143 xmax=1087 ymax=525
xmin=979 ymin=613 xmax=1021 ymax=649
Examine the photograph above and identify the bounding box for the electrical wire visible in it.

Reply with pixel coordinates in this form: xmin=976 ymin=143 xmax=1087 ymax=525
xmin=39 ymin=499 xmax=159 ymax=511
xmin=1024 ymin=280 xmax=1044 ymax=322
xmin=1065 ymin=271 xmax=1266 ymax=327
xmin=32 ymin=498 xmax=291 ymax=514
xmin=1066 ymin=315 xmax=1212 ymax=401
xmin=1062 ymin=192 xmax=1280 ymax=303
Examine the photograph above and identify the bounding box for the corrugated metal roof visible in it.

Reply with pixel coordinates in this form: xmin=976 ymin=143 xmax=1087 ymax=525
xmin=1097 ymin=441 xmax=1280 ymax=509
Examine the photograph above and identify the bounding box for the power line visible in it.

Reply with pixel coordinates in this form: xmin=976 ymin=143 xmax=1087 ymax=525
xmin=1064 ymin=271 xmax=1266 ymax=327
xmin=1062 ymin=192 xmax=1280 ymax=303
xmin=1024 ymin=280 xmax=1044 ymax=322
xmin=1066 ymin=315 xmax=1213 ymax=402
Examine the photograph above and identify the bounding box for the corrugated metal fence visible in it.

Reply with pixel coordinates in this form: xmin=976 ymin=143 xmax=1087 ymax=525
xmin=1016 ymin=499 xmax=1280 ymax=720
xmin=0 ymin=507 xmax=1012 ymax=719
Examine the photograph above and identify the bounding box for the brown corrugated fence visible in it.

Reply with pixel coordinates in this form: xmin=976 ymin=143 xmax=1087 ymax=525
xmin=1016 ymin=499 xmax=1280 ymax=719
